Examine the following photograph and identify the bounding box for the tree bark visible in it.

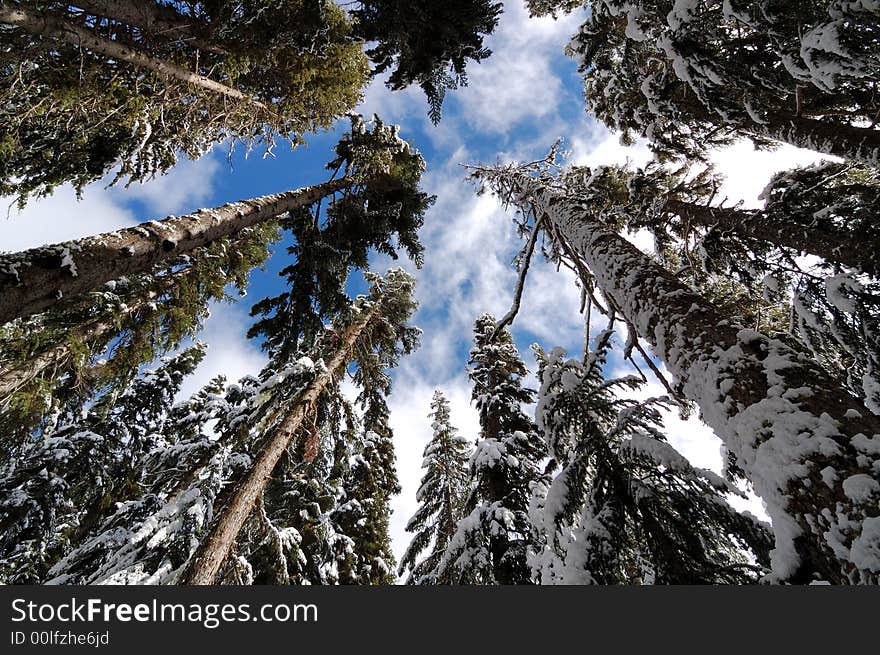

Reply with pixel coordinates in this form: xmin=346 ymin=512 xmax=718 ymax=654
xmin=71 ymin=0 xmax=225 ymax=54
xmin=682 ymin=96 xmax=880 ymax=167
xmin=0 ymin=178 xmax=350 ymax=326
xmin=758 ymin=110 xmax=880 ymax=168
xmin=531 ymin=182 xmax=880 ymax=583
xmin=178 ymin=302 xmax=381 ymax=585
xmin=0 ymin=3 xmax=265 ymax=110
xmin=72 ymin=0 xmax=196 ymax=38
xmin=665 ymin=199 xmax=880 ymax=278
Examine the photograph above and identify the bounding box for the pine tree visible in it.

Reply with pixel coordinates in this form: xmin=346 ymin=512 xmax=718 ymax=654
xmin=180 ymin=269 xmax=419 ymax=584
xmin=398 ymin=391 xmax=472 ymax=584
xmin=0 ymin=222 xmax=279 ymax=448
xmin=332 ymin=404 xmax=401 ymax=585
xmin=0 ymin=1 xmax=370 ymax=203
xmin=0 ymin=345 xmax=205 ymax=583
xmin=536 ymin=1 xmax=880 ymax=164
xmin=0 ymin=115 xmax=427 ymax=327
xmin=438 ymin=314 xmax=546 ymax=584
xmin=469 ymin=152 xmax=880 ymax=584
xmin=45 ymin=371 xmax=238 ymax=585
xmin=0 ymin=114 xmax=428 ymax=449
xmin=530 ymin=327 xmax=773 ymax=584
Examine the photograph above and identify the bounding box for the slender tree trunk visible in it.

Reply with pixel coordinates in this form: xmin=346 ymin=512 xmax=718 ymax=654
xmin=530 ymin=181 xmax=880 ymax=583
xmin=71 ymin=0 xmax=225 ymax=54
xmin=0 ymin=3 xmax=264 ymax=110
xmin=178 ymin=302 xmax=381 ymax=585
xmin=0 ymin=178 xmax=350 ymax=326
xmin=0 ymin=273 xmax=177 ymax=402
xmin=665 ymin=199 xmax=880 ymax=278
xmin=1 ymin=315 xmax=113 ymax=402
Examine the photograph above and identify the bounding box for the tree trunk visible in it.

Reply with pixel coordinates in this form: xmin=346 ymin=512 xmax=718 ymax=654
xmin=178 ymin=302 xmax=381 ymax=585
xmin=71 ymin=0 xmax=225 ymax=54
xmin=0 ymin=178 xmax=350 ymax=326
xmin=1 ymin=313 xmax=114 ymax=402
xmin=758 ymin=110 xmax=880 ymax=168
xmin=0 ymin=3 xmax=265 ymax=110
xmin=72 ymin=0 xmax=196 ymax=37
xmin=0 ymin=272 xmax=180 ymax=402
xmin=665 ymin=199 xmax=880 ymax=278
xmin=531 ymin=182 xmax=880 ymax=583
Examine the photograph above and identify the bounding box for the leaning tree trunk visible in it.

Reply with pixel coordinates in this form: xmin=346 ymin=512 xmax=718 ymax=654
xmin=71 ymin=1 xmax=227 ymax=55
xmin=0 ymin=178 xmax=350 ymax=326
xmin=0 ymin=3 xmax=265 ymax=110
xmin=665 ymin=199 xmax=880 ymax=278
xmin=758 ymin=110 xmax=880 ymax=168
xmin=529 ymin=182 xmax=880 ymax=584
xmin=0 ymin=296 xmax=142 ymax=403
xmin=682 ymin=96 xmax=880 ymax=167
xmin=178 ymin=301 xmax=382 ymax=585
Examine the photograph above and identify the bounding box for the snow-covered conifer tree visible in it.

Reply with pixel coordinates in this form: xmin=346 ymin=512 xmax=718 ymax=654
xmin=532 ymin=1 xmax=880 ymax=164
xmin=398 ymin=391 xmax=472 ymax=584
xmin=469 ymin=152 xmax=880 ymax=583
xmin=438 ymin=315 xmax=546 ymax=584
xmin=0 ymin=345 xmax=206 ymax=583
xmin=181 ymin=269 xmax=420 ymax=584
xmin=530 ymin=328 xmax=773 ymax=584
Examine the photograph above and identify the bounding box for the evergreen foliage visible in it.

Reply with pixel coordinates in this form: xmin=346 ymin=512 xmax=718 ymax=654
xmin=0 ymin=1 xmax=370 ymax=205
xmin=352 ymin=1 xmax=503 ymax=122
xmin=398 ymin=391 xmax=472 ymax=584
xmin=439 ymin=314 xmax=546 ymax=584
xmin=530 ymin=328 xmax=773 ymax=584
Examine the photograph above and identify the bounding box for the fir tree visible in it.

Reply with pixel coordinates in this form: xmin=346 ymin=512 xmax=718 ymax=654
xmin=530 ymin=328 xmax=773 ymax=584
xmin=0 ymin=345 xmax=205 ymax=583
xmin=0 ymin=0 xmax=370 ymax=204
xmin=398 ymin=391 xmax=472 ymax=584
xmin=181 ymin=269 xmax=419 ymax=584
xmin=351 ymin=1 xmax=503 ymax=122
xmin=438 ymin=314 xmax=546 ymax=584
xmin=535 ymin=1 xmax=880 ymax=165
xmin=0 ymin=222 xmax=279 ymax=448
xmin=468 ymin=150 xmax=880 ymax=584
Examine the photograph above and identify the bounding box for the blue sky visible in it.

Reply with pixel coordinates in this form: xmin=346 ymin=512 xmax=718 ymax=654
xmin=2 ymin=1 xmax=831 ymax=565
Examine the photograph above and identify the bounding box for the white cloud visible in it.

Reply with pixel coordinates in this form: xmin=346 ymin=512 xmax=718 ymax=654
xmin=111 ymin=153 xmax=222 ymax=216
xmin=1 ymin=184 xmax=137 ymax=252
xmin=176 ymin=300 xmax=267 ymax=402
xmin=710 ymin=140 xmax=836 ymax=208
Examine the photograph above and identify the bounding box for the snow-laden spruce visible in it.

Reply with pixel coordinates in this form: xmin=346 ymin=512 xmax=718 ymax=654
xmin=0 ymin=345 xmax=208 ymax=584
xmin=469 ymin=154 xmax=880 ymax=583
xmin=398 ymin=391 xmax=472 ymax=584
xmin=533 ymin=0 xmax=880 ymax=165
xmin=438 ymin=315 xmax=547 ymax=584
xmin=181 ymin=270 xmax=419 ymax=584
